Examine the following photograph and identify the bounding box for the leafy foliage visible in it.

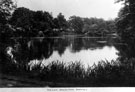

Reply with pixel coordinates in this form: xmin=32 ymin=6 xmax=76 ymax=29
xmin=0 ymin=0 xmax=16 ymax=24
xmin=68 ymin=16 xmax=116 ymax=35
xmin=53 ymin=13 xmax=68 ymax=31
xmin=116 ymin=0 xmax=135 ymax=41
xmin=68 ymin=16 xmax=84 ymax=33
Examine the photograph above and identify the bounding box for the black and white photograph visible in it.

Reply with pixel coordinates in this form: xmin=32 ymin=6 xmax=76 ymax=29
xmin=1 ymin=0 xmax=135 ymax=90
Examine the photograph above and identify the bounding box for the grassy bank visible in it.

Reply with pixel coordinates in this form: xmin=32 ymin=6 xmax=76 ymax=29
xmin=1 ymin=53 xmax=135 ymax=87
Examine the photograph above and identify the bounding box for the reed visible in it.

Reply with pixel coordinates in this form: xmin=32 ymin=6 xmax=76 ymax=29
xmin=1 ymin=56 xmax=135 ymax=86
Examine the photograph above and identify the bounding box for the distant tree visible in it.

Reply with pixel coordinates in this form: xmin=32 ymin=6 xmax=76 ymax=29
xmin=10 ymin=7 xmax=33 ymax=28
xmin=10 ymin=7 xmax=34 ymax=36
xmin=68 ymin=16 xmax=116 ymax=35
xmin=68 ymin=16 xmax=84 ymax=33
xmin=33 ymin=11 xmax=54 ymax=32
xmin=53 ymin=18 xmax=59 ymax=29
xmin=106 ymin=20 xmax=116 ymax=33
xmin=10 ymin=8 xmax=55 ymax=36
xmin=54 ymin=13 xmax=68 ymax=31
xmin=82 ymin=24 xmax=91 ymax=33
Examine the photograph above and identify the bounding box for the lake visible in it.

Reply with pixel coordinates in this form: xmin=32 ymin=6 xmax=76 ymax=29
xmin=7 ymin=36 xmax=121 ymax=68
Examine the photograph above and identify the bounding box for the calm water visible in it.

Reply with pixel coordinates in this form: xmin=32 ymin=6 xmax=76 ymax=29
xmin=7 ymin=36 xmax=120 ymax=68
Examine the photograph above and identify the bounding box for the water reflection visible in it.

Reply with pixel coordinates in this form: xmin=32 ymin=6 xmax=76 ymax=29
xmin=28 ymin=38 xmax=54 ymax=60
xmin=7 ymin=37 xmax=119 ymax=67
xmin=41 ymin=46 xmax=118 ymax=67
xmin=114 ymin=39 xmax=135 ymax=61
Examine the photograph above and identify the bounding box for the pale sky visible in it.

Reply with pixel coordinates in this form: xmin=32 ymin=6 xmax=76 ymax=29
xmin=16 ymin=0 xmax=122 ymax=20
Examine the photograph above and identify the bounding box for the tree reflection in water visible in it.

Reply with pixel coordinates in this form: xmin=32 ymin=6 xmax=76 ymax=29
xmin=6 ymin=37 xmax=119 ymax=68
xmin=115 ymin=39 xmax=135 ymax=62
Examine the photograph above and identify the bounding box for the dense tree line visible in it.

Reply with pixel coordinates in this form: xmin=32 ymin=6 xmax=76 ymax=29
xmin=68 ymin=16 xmax=116 ymax=36
xmin=9 ymin=7 xmax=68 ymax=37
xmin=0 ymin=0 xmax=68 ymax=37
xmin=0 ymin=0 xmax=117 ymax=38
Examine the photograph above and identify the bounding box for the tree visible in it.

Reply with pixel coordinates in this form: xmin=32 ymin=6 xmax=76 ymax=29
xmin=33 ymin=11 xmax=54 ymax=31
xmin=0 ymin=0 xmax=16 ymax=25
xmin=10 ymin=7 xmax=33 ymax=29
xmin=0 ymin=0 xmax=16 ymax=38
xmin=116 ymin=0 xmax=135 ymax=41
xmin=54 ymin=13 xmax=67 ymax=31
xmin=10 ymin=7 xmax=55 ymax=36
xmin=68 ymin=16 xmax=84 ymax=33
xmin=10 ymin=7 xmax=34 ymax=36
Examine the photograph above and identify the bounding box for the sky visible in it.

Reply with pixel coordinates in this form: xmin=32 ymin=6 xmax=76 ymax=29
xmin=16 ymin=0 xmax=122 ymax=20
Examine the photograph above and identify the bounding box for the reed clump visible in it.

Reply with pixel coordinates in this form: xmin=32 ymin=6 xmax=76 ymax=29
xmin=1 ymin=55 xmax=135 ymax=86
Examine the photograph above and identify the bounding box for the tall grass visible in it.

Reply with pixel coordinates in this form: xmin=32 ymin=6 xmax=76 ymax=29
xmin=1 ymin=51 xmax=135 ymax=86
